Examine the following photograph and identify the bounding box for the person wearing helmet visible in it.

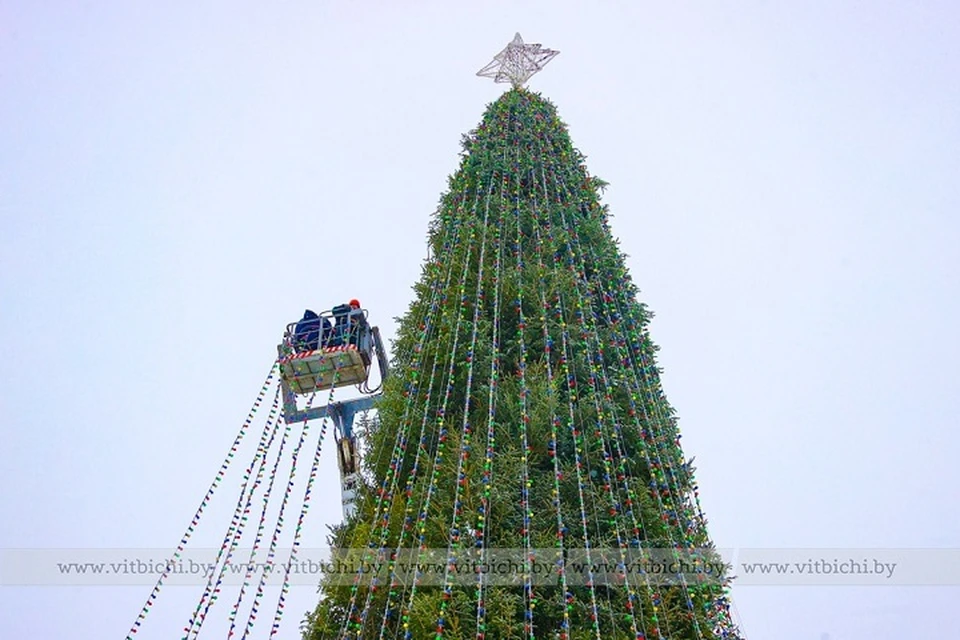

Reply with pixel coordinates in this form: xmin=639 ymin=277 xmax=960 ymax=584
xmin=330 ymin=300 xmax=362 ymax=347
xmin=346 ymin=300 xmax=365 ymax=345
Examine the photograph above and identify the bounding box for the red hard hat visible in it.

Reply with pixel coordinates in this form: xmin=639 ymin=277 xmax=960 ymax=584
xmin=349 ymin=299 xmax=360 ymax=308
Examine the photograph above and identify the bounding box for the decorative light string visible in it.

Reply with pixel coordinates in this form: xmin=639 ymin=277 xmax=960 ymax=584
xmin=473 ymin=164 xmax=506 ymax=640
xmin=517 ymin=151 xmax=580 ymax=639
xmin=267 ymin=396 xmax=331 ymax=637
xmin=534 ymin=203 xmax=602 ymax=640
xmin=532 ymin=152 xmax=644 ymax=639
xmin=545 ymin=154 xmax=694 ymax=639
xmin=536 ymin=100 xmax=715 ymax=638
xmin=125 ymin=362 xmax=279 ymax=639
xmin=347 ymin=185 xmax=480 ymax=640
xmin=239 ymin=368 xmax=341 ymax=640
xmin=547 ymin=133 xmax=724 ymax=638
xmin=183 ymin=383 xmax=283 ymax=640
xmin=536 ymin=136 xmax=635 ymax=631
xmin=400 ymin=187 xmax=483 ymax=640
xmin=372 ymin=198 xmax=473 ymax=640
xmin=227 ymin=404 xmax=295 ymax=637
xmin=509 ymin=134 xmax=538 ymax=640
xmin=579 ymin=226 xmax=714 ymax=637
xmin=537 ymin=132 xmax=670 ymax=639
xmin=191 ymin=388 xmax=284 ymax=637
xmin=434 ymin=171 xmax=495 ymax=639
xmin=339 ymin=194 xmax=469 ymax=640
xmin=341 ymin=288 xmax=444 ymax=637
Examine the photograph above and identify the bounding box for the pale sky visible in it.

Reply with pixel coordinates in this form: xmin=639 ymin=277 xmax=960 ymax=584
xmin=2 ymin=2 xmax=959 ymax=639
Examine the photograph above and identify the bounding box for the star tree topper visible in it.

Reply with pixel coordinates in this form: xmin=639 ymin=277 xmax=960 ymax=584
xmin=477 ymin=33 xmax=559 ymax=88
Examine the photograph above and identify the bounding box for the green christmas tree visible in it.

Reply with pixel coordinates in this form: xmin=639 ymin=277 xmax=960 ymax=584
xmin=304 ymin=54 xmax=741 ymax=640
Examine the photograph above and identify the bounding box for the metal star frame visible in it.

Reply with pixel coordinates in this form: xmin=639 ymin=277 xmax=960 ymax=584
xmin=477 ymin=33 xmax=559 ymax=88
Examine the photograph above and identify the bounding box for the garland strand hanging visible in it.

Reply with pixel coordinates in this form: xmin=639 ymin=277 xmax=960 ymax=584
xmin=508 ymin=140 xmax=539 ymax=640
xmin=532 ymin=155 xmax=644 ymax=639
xmin=372 ymin=213 xmax=472 ymax=640
xmin=183 ymin=383 xmax=283 ymax=639
xmin=226 ymin=405 xmax=295 ymax=638
xmin=534 ymin=207 xmax=602 ymax=640
xmin=547 ymin=138 xmax=725 ymax=638
xmin=268 ymin=400 xmax=331 ymax=636
xmin=239 ymin=368 xmax=341 ymax=640
xmin=544 ymin=151 xmax=690 ymax=639
xmin=536 ymin=134 xmax=662 ymax=639
xmin=125 ymin=363 xmax=279 ymax=639
xmin=473 ymin=155 xmax=506 ymax=640
xmin=434 ymin=167 xmax=496 ymax=639
xmin=339 ymin=199 xmax=469 ymax=640
xmin=399 ymin=186 xmax=483 ymax=640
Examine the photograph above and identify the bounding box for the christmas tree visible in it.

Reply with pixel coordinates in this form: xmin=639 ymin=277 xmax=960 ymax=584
xmin=304 ymin=35 xmax=741 ymax=640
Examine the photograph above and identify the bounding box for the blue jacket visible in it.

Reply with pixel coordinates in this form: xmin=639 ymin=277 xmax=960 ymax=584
xmin=294 ymin=310 xmax=331 ymax=351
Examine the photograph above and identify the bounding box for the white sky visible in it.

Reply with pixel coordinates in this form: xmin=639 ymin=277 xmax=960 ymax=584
xmin=2 ymin=2 xmax=959 ymax=639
